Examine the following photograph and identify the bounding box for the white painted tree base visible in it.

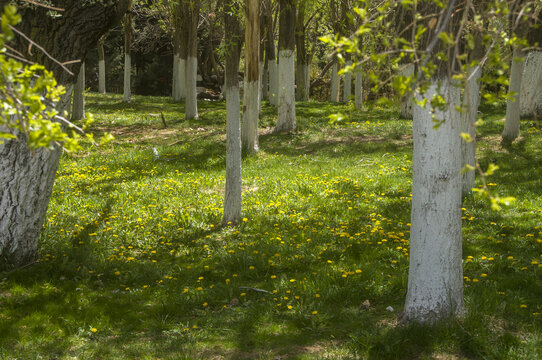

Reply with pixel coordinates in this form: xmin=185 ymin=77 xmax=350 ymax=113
xmin=275 ymin=50 xmax=296 ymax=132
xmin=503 ymin=48 xmax=525 ymax=142
xmin=123 ymin=54 xmax=131 ymax=102
xmin=269 ymin=60 xmax=278 ymax=106
xmin=98 ymin=59 xmax=106 ymax=94
xmin=461 ymin=66 xmax=481 ymax=196
xmin=242 ymin=80 xmax=260 ymax=153
xmin=72 ymin=61 xmax=85 ymax=120
xmin=223 ymin=84 xmax=242 ymax=226
xmin=400 ymin=63 xmax=414 ymax=118
xmin=404 ymin=78 xmax=464 ymax=324
xmin=520 ymin=51 xmax=542 ymax=117
xmin=185 ymin=56 xmax=198 ymax=120
xmin=343 ymin=61 xmax=352 ymax=103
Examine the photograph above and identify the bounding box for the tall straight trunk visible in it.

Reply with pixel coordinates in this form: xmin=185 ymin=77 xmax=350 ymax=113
xmin=97 ymin=36 xmax=106 ymax=93
xmin=503 ymin=47 xmax=526 ymax=142
xmin=0 ymin=0 xmax=130 ymax=270
xmin=172 ymin=53 xmax=179 ymax=98
xmin=260 ymin=5 xmax=267 ymax=102
xmin=123 ymin=5 xmax=132 ymax=103
xmin=355 ymin=65 xmax=363 ymax=109
xmin=520 ymin=51 xmax=542 ymax=117
xmin=330 ymin=60 xmax=340 ymax=102
xmin=274 ymin=0 xmax=296 ymax=133
xmin=403 ymin=1 xmax=464 ymax=324
xmin=184 ymin=0 xmax=200 ymax=120
xmin=295 ymin=0 xmax=307 ymax=101
xmin=404 ymin=78 xmax=464 ymax=324
xmin=242 ymin=0 xmax=260 ymax=153
xmin=266 ymin=0 xmax=278 ymax=106
xmin=72 ymin=61 xmax=85 ymax=120
xmin=343 ymin=59 xmax=352 ymax=102
xmin=399 ymin=63 xmax=415 ymax=118
xmin=223 ymin=0 xmax=242 ymax=226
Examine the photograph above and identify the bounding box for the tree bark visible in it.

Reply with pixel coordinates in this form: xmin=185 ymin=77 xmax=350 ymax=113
xmin=123 ymin=3 xmax=133 ymax=103
xmin=185 ymin=0 xmax=200 ymax=120
xmin=242 ymin=0 xmax=260 ymax=153
xmin=72 ymin=61 xmax=85 ymax=120
xmin=223 ymin=0 xmax=242 ymax=226
xmin=343 ymin=59 xmax=352 ymax=103
xmin=399 ymin=63 xmax=414 ymax=118
xmin=330 ymin=61 xmax=340 ymax=102
xmin=503 ymin=47 xmax=526 ymax=142
xmin=274 ymin=0 xmax=296 ymax=133
xmin=403 ymin=78 xmax=464 ymax=324
xmin=98 ymin=36 xmax=106 ymax=94
xmin=355 ymin=65 xmax=363 ymax=110
xmin=295 ymin=0 xmax=308 ymax=101
xmin=0 ymin=0 xmax=130 ymax=270
xmin=266 ymin=0 xmax=278 ymax=106
xmin=520 ymin=51 xmax=542 ymax=118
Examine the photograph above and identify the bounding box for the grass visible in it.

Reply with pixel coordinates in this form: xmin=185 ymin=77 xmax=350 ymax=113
xmin=1 ymin=92 xmax=541 ymax=359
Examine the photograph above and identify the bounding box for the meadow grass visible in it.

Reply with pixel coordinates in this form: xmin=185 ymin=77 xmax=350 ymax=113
xmin=0 ymin=92 xmax=541 ymax=359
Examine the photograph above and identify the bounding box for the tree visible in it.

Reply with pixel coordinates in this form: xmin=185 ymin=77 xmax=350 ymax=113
xmin=295 ymin=0 xmax=308 ymax=101
xmin=98 ymin=35 xmax=106 ymax=93
xmin=123 ymin=0 xmax=133 ymax=103
xmin=241 ymin=0 xmax=260 ymax=153
xmin=265 ymin=0 xmax=278 ymax=106
xmin=520 ymin=51 xmax=542 ymax=117
xmin=184 ymin=0 xmax=200 ymax=120
xmin=71 ymin=61 xmax=85 ymax=120
xmin=172 ymin=0 xmax=186 ymax=102
xmin=274 ymin=0 xmax=296 ymax=133
xmin=222 ymin=0 xmax=242 ymax=226
xmin=402 ymin=1 xmax=465 ymax=324
xmin=0 ymin=0 xmax=130 ymax=269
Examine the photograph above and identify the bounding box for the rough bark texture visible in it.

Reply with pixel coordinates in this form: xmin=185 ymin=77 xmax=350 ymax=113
xmin=123 ymin=5 xmax=132 ymax=103
xmin=0 ymin=0 xmax=130 ymax=270
xmin=399 ymin=64 xmax=414 ymax=118
xmin=98 ymin=36 xmax=106 ymax=93
xmin=185 ymin=0 xmax=200 ymax=120
xmin=520 ymin=51 xmax=542 ymax=117
xmin=223 ymin=0 xmax=242 ymax=226
xmin=242 ymin=0 xmax=260 ymax=153
xmin=503 ymin=47 xmax=526 ymax=142
xmin=404 ymin=79 xmax=464 ymax=324
xmin=355 ymin=66 xmax=363 ymax=110
xmin=71 ymin=61 xmax=85 ymax=120
xmin=274 ymin=0 xmax=296 ymax=133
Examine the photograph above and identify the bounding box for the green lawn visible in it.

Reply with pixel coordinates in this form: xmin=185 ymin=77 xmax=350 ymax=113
xmin=1 ymin=92 xmax=541 ymax=359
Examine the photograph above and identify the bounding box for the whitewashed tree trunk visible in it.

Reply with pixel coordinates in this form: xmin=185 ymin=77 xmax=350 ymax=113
xmin=72 ymin=61 xmax=85 ymax=120
xmin=269 ymin=59 xmax=278 ymax=106
xmin=520 ymin=51 xmax=542 ymax=117
xmin=403 ymin=78 xmax=464 ymax=324
xmin=461 ymin=65 xmax=482 ymax=196
xmin=123 ymin=53 xmax=131 ymax=102
xmin=503 ymin=47 xmax=526 ymax=142
xmin=242 ymin=81 xmax=260 ymax=152
xmin=400 ymin=63 xmax=415 ymax=118
xmin=185 ymin=56 xmax=198 ymax=119
xmin=172 ymin=53 xmax=179 ymax=99
xmin=330 ymin=62 xmax=340 ymax=102
xmin=343 ymin=60 xmax=352 ymax=103
xmin=98 ymin=60 xmax=106 ymax=94
xmin=355 ymin=66 xmax=363 ymax=110
xmin=275 ymin=49 xmax=296 ymax=132
xmin=0 ymin=87 xmax=73 ymax=269
xmin=259 ymin=60 xmax=264 ymax=107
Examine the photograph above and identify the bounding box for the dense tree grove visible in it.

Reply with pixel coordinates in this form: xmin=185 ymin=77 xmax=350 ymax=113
xmin=1 ymin=0 xmax=541 ymax=334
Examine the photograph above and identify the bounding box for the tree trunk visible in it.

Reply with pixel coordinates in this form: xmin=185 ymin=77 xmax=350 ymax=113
xmin=72 ymin=61 xmax=85 ymax=120
xmin=330 ymin=61 xmax=340 ymax=102
xmin=520 ymin=51 xmax=542 ymax=117
xmin=123 ymin=5 xmax=132 ymax=103
xmin=223 ymin=0 xmax=242 ymax=226
xmin=403 ymin=78 xmax=464 ymax=324
xmin=355 ymin=65 xmax=363 ymax=110
xmin=98 ymin=36 xmax=106 ymax=94
xmin=399 ymin=63 xmax=415 ymax=118
xmin=274 ymin=0 xmax=296 ymax=133
xmin=0 ymin=0 xmax=130 ymax=270
xmin=343 ymin=59 xmax=352 ymax=103
xmin=242 ymin=0 xmax=260 ymax=153
xmin=266 ymin=0 xmax=278 ymax=106
xmin=185 ymin=0 xmax=200 ymax=120
xmin=503 ymin=47 xmax=526 ymax=142
xmin=295 ymin=0 xmax=307 ymax=101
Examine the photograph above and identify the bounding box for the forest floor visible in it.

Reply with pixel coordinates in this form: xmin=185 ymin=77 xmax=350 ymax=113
xmin=1 ymin=92 xmax=541 ymax=359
